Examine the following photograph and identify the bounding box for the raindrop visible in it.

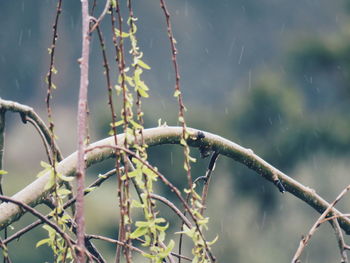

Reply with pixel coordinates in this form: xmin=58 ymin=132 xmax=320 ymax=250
xmin=184 ymin=0 xmax=188 ymax=17
xmin=238 ymin=45 xmax=244 ymax=65
xmin=280 ymin=23 xmax=285 ymax=34
xmin=170 ymin=151 xmax=173 ymax=166
xmin=261 ymin=211 xmax=266 ymax=229
xmin=248 ymin=69 xmax=252 ymax=90
xmin=149 ymin=38 xmax=153 ymax=48
xmin=18 ymin=30 xmax=23 ymax=46
xmin=15 ymin=79 xmax=20 ymax=90
xmin=268 ymin=117 xmax=272 ymax=125
xmin=225 ymin=108 xmax=228 ymax=115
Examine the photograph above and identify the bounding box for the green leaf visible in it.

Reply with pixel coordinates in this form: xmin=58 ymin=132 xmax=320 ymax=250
xmin=130 ymin=226 xmax=148 ymax=239
xmin=110 ymin=120 xmax=124 ymax=128
xmin=207 ymin=235 xmax=219 ymax=245
xmin=0 ymin=170 xmax=8 ymax=175
xmin=158 ymin=240 xmax=175 ymax=258
xmin=138 ymin=87 xmax=149 ymax=98
xmin=57 ymin=173 xmax=74 ymax=182
xmin=40 ymin=161 xmax=52 ymax=169
xmin=173 ymin=90 xmax=181 ymax=97
xmin=57 ymin=188 xmax=71 ymax=196
xmin=114 ymin=28 xmax=129 ymax=38
xmin=131 ymin=199 xmax=144 ymax=208
xmin=36 ymin=238 xmax=51 ymax=248
xmin=130 ymin=120 xmax=143 ymax=129
xmin=84 ymin=186 xmax=97 ymax=193
xmin=137 ymin=59 xmax=151 ymax=70
xmin=44 ymin=174 xmax=55 ymax=190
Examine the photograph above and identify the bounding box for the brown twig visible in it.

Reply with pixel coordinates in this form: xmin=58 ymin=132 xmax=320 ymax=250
xmin=0 ymin=99 xmax=63 ymax=161
xmin=198 ymin=151 xmax=220 ymax=215
xmin=86 ymin=144 xmax=217 ymax=262
xmin=89 ymin=0 xmax=110 ymax=33
xmin=150 ymin=193 xmax=192 ymax=229
xmin=0 ymin=108 xmax=5 ymax=196
xmin=2 ymin=169 xmax=115 ymax=246
xmin=88 ymin=234 xmax=192 ymax=262
xmin=113 ymin=1 xmax=134 ymax=261
xmin=330 ymin=219 xmax=349 ymax=263
xmin=159 ymin=0 xmax=192 ymax=190
xmin=25 ymin=117 xmax=53 ymax=164
xmin=0 ymin=195 xmax=74 ymax=254
xmin=45 ymin=0 xmax=63 ymax=164
xmin=292 ymin=184 xmax=350 ymax=263
xmin=75 ymin=0 xmax=91 ymax=261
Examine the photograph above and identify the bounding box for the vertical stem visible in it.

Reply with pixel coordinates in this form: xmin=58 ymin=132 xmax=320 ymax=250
xmin=76 ymin=0 xmax=90 ymax=261
xmin=0 ymin=108 xmax=6 ymax=256
xmin=0 ymin=109 xmax=5 ymax=194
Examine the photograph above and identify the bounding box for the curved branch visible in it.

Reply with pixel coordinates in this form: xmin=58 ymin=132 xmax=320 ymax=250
xmin=0 ymin=126 xmax=350 ymax=235
xmin=0 ymin=98 xmax=63 ymax=161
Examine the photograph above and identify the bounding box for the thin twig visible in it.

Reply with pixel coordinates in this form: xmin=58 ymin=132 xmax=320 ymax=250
xmin=292 ymin=184 xmax=350 ymax=263
xmin=330 ymin=219 xmax=349 ymax=263
xmin=25 ymin=117 xmax=53 ymax=164
xmin=197 ymin=151 xmax=220 ymax=215
xmin=0 ymin=99 xmax=63 ymax=161
xmin=88 ymin=234 xmax=192 ymax=262
xmin=86 ymin=144 xmax=217 ymax=262
xmin=0 ymin=195 xmax=74 ymax=253
xmin=159 ymin=0 xmax=192 ymax=193
xmin=0 ymin=108 xmax=5 ymax=196
xmin=2 ymin=169 xmax=115 ymax=245
xmin=150 ymin=193 xmax=192 ymax=228
xmin=89 ymin=0 xmax=110 ymax=33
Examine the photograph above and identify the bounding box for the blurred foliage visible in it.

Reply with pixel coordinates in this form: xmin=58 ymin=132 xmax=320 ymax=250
xmin=3 ymin=0 xmax=350 ymax=262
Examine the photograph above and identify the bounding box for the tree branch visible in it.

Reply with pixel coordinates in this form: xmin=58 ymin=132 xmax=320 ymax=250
xmin=0 ymin=99 xmax=63 ymax=161
xmin=1 ymin=126 xmax=350 ymax=235
xmin=76 ymin=0 xmax=91 ymax=261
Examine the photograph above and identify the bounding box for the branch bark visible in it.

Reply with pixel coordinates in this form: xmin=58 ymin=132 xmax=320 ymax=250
xmin=76 ymin=0 xmax=90 ymax=260
xmin=0 ymin=126 xmax=350 ymax=235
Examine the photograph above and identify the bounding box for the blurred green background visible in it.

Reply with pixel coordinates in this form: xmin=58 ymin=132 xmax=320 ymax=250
xmin=2 ymin=0 xmax=350 ymax=262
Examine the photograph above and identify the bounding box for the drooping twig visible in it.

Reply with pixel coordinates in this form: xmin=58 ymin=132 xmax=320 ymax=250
xmin=89 ymin=0 xmax=110 ymax=33
xmin=126 ymin=158 xmax=177 ymax=263
xmin=45 ymin=0 xmax=62 ymax=163
xmin=330 ymin=219 xmax=349 ymax=263
xmin=159 ymin=0 xmax=192 ymax=192
xmin=2 ymin=127 xmax=350 ymax=236
xmin=86 ymin=144 xmax=217 ymax=262
xmin=0 ymin=108 xmax=5 ymax=196
xmin=75 ymin=0 xmax=91 ymax=261
xmin=87 ymin=234 xmax=192 ymax=262
xmin=292 ymin=184 xmax=350 ymax=262
xmin=0 ymin=195 xmax=74 ymax=257
xmin=23 ymin=117 xmax=53 ymax=164
xmin=0 ymin=237 xmax=12 ymax=263
xmin=0 ymin=99 xmax=63 ymax=161
xmin=150 ymin=193 xmax=192 ymax=229
xmin=2 ymin=169 xmax=116 ymax=246
xmin=195 ymin=151 xmax=220 ymax=215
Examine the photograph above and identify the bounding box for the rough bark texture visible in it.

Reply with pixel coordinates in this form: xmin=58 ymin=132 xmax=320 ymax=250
xmin=0 ymin=127 xmax=349 ymax=234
